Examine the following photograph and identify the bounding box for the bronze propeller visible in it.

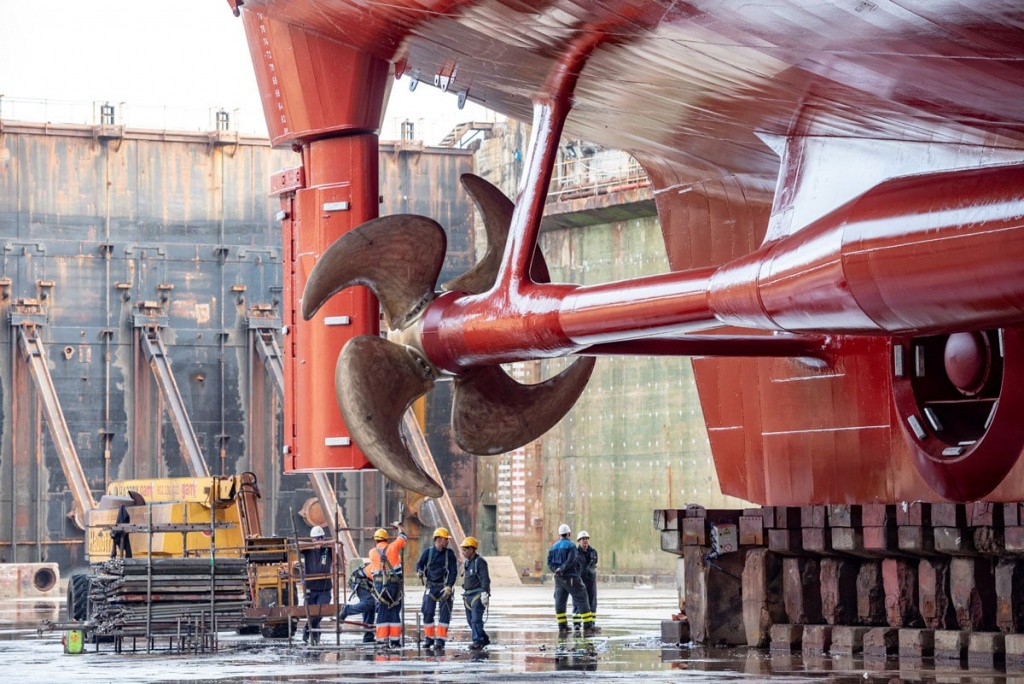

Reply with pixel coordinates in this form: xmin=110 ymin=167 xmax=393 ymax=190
xmin=301 ymin=174 xmax=594 ymax=498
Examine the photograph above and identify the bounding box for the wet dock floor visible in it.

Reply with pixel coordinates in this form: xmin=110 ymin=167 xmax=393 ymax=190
xmin=0 ymin=585 xmax=1018 ymax=682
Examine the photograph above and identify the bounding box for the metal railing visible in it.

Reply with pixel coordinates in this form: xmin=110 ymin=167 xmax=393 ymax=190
xmin=547 ymin=153 xmax=651 ymax=203
xmin=0 ymin=96 xmax=268 ymax=136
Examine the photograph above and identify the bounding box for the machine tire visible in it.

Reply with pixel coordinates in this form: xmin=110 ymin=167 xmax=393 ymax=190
xmin=260 ymin=619 xmax=299 ymax=639
xmin=67 ymin=574 xmax=91 ymax=622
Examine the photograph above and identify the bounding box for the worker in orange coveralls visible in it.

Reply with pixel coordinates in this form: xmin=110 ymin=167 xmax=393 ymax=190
xmin=369 ymin=521 xmax=407 ymax=647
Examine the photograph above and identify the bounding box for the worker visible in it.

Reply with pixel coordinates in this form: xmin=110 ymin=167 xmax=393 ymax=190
xmin=339 ymin=561 xmax=377 ymax=643
xmin=369 ymin=521 xmax=407 ymax=647
xmin=109 ymin=504 xmax=132 ymax=559
xmin=573 ymin=530 xmax=599 ymax=633
xmin=547 ymin=523 xmax=593 ymax=636
xmin=460 ymin=536 xmax=491 ymax=650
xmin=415 ymin=526 xmax=458 ymax=651
xmin=299 ymin=525 xmax=333 ymax=645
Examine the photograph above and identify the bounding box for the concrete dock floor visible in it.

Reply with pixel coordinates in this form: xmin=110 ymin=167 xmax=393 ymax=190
xmin=0 ymin=584 xmax=1016 ymax=682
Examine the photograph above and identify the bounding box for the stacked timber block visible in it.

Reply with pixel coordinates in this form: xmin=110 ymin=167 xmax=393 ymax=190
xmin=654 ymin=502 xmax=1024 ymax=665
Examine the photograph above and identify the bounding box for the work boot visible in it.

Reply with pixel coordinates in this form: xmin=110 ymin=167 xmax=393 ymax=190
xmin=311 ymin=632 xmax=321 ymax=646
xmin=481 ymin=634 xmax=490 ymax=646
xmin=390 ymin=639 xmax=401 ymax=649
xmin=583 ymin=625 xmax=597 ymax=637
xmin=469 ymin=641 xmax=483 ymax=651
xmin=362 ymin=632 xmax=376 ymax=644
xmin=302 ymin=629 xmax=310 ymax=644
xmin=423 ymin=637 xmax=435 ymax=650
xmin=558 ymin=626 xmax=570 ymax=637
xmin=434 ymin=639 xmax=445 ymax=651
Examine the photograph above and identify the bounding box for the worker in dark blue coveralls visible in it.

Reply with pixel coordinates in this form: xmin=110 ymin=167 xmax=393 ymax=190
xmin=460 ymin=536 xmax=491 ymax=650
xmin=299 ymin=525 xmax=333 ymax=645
xmin=573 ymin=530 xmax=600 ymax=633
xmin=547 ymin=523 xmax=593 ymax=636
xmin=415 ymin=527 xmax=458 ymax=650
xmin=339 ymin=561 xmax=377 ymax=643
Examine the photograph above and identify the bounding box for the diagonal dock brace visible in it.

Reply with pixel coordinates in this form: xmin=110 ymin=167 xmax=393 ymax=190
xmin=138 ymin=327 xmax=210 ymax=478
xmin=402 ymin=412 xmax=467 ymax=544
xmin=15 ymin=324 xmax=96 ymax=530
xmin=252 ymin=321 xmax=466 ymax=549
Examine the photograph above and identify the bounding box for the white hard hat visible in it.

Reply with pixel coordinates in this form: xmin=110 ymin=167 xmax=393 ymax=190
xmin=310 ymin=525 xmax=325 ymax=538
xmin=577 ymin=530 xmax=590 ymax=541
xmin=558 ymin=523 xmax=571 ymax=536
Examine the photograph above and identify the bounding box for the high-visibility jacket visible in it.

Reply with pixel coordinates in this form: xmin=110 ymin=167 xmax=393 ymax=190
xmin=369 ymin=533 xmax=406 ymax=582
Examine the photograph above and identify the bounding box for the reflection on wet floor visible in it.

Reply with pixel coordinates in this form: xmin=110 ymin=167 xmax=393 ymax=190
xmin=0 ymin=598 xmax=58 ymax=637
xmin=0 ymin=586 xmax=1020 ymax=682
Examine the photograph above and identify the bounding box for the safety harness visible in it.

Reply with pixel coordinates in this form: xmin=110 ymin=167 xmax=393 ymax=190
xmin=371 ymin=547 xmax=404 ymax=608
xmin=423 ymin=546 xmax=454 ymax=603
xmin=462 ymin=555 xmax=489 ymax=624
xmin=347 ymin=565 xmax=373 ymax=603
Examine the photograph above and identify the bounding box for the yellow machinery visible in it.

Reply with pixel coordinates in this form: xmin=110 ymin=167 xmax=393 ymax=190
xmin=85 ymin=475 xmax=251 ymax=562
xmin=72 ymin=472 xmax=307 ymax=638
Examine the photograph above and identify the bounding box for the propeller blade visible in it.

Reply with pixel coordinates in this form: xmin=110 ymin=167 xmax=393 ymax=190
xmin=302 ymin=215 xmax=447 ymax=330
xmin=451 ymin=357 xmax=596 ymax=455
xmin=336 ymin=335 xmax=443 ymax=498
xmin=442 ymin=174 xmax=549 ymax=293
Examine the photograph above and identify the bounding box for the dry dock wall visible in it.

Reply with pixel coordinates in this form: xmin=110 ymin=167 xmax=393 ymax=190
xmin=0 ymin=121 xmax=475 ymax=568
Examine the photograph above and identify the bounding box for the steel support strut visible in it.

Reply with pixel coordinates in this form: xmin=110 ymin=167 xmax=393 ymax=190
xmin=15 ymin=325 xmax=96 ymax=530
xmin=140 ymin=328 xmax=210 ymax=478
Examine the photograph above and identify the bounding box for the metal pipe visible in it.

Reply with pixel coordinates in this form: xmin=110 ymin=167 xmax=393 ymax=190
xmin=146 ymin=504 xmax=153 ymax=653
xmin=35 ymin=396 xmax=42 ymax=561
xmin=710 ymin=162 xmax=1024 ymax=335
xmin=421 ymin=163 xmax=1024 ymax=371
xmin=209 ymin=498 xmax=216 ymax=646
xmin=290 ymin=509 xmax=311 ymax=643
xmin=334 ymin=503 xmax=341 ymax=645
xmin=218 ymin=147 xmax=227 ymax=477
xmin=103 ymin=135 xmax=112 ymax=489
xmin=10 ymin=310 xmax=19 ymax=560
xmin=582 ymin=334 xmax=830 ymax=359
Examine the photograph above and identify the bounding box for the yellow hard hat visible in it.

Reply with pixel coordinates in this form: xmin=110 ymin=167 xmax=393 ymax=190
xmin=433 ymin=527 xmax=450 ymax=539
xmin=373 ymin=528 xmax=389 ymax=541
xmin=460 ymin=536 xmax=478 ymax=549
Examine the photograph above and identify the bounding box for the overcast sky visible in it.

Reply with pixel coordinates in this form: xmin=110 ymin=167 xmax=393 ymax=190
xmin=0 ymin=0 xmax=494 ymax=143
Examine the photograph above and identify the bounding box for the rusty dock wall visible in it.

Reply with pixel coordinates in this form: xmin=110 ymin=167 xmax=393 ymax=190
xmin=0 ymin=120 xmax=476 ymax=569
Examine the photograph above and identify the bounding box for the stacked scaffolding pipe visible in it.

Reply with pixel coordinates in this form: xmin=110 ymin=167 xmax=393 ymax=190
xmin=88 ymin=558 xmax=249 ymax=639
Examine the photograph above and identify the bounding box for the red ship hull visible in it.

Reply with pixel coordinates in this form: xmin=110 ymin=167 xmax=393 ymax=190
xmin=232 ymin=0 xmax=1024 ymax=504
